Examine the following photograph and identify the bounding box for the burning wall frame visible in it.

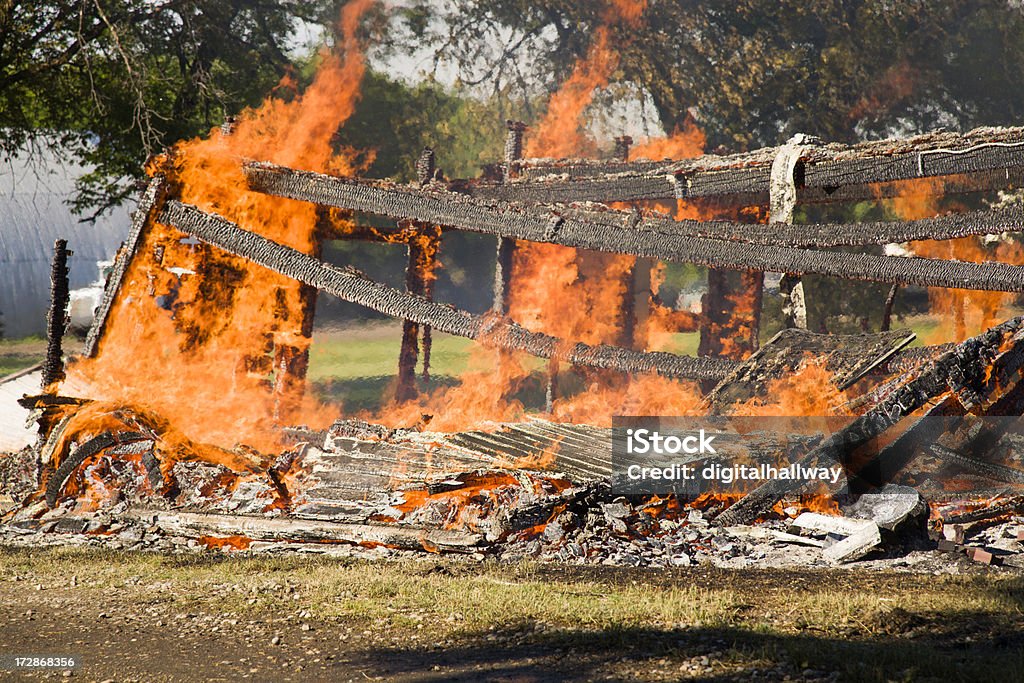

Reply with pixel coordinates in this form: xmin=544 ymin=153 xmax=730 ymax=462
xmin=89 ymin=124 xmax=1024 ymax=391
xmin=52 ymin=123 xmax=1024 ymax=532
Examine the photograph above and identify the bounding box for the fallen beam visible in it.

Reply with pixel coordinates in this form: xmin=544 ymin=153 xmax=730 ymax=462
xmin=244 ymin=163 xmax=1024 ymax=293
xmin=124 ymin=508 xmax=484 ymax=553
xmin=706 ymin=328 xmax=917 ymax=411
xmin=158 ymin=201 xmax=734 ymax=382
xmin=84 ymin=177 xmax=168 ymax=358
xmin=716 ymin=316 xmax=1024 ymax=525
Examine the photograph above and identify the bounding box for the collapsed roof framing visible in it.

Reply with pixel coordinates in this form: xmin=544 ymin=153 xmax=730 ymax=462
xmin=87 ymin=124 xmax=1024 ymax=407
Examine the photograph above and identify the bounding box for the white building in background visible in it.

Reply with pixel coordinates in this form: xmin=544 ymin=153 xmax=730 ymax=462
xmin=0 ymin=144 xmax=131 ymax=338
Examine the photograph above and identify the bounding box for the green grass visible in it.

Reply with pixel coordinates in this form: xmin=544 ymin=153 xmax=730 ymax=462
xmin=2 ymin=547 xmax=1022 ymax=681
xmin=308 ymin=324 xmax=477 ymax=380
xmin=0 ymin=336 xmax=46 ymax=377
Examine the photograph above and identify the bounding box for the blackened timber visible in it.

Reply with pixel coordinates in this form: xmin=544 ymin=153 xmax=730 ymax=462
xmin=243 ymin=163 xmax=1024 ymax=293
xmin=706 ymin=328 xmax=917 ymax=411
xmin=553 ymin=203 xmax=1024 ymax=249
xmin=84 ymin=177 xmax=167 ymax=358
xmin=45 ymin=431 xmax=149 ymax=507
xmin=716 ymin=317 xmax=1024 ymax=525
xmin=159 ymin=201 xmax=734 ymax=382
xmin=471 ymin=125 xmax=1024 ymax=205
xmin=42 ymin=240 xmax=71 ymax=389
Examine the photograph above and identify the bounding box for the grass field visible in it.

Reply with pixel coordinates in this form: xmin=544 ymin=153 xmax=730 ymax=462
xmin=0 ymin=547 xmax=1021 ymax=681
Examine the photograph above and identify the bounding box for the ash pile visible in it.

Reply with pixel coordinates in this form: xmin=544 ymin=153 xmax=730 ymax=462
xmin=6 ymin=124 xmax=1024 ymax=570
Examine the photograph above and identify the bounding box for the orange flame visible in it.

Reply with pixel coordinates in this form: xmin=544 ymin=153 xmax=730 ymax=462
xmin=884 ymin=178 xmax=1024 ymax=342
xmin=66 ymin=1 xmax=376 ymax=452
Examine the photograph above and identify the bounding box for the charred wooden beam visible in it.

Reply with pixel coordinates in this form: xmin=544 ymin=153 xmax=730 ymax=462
xmin=470 ymin=125 xmax=1024 ymax=205
xmin=41 ymin=240 xmax=71 ymax=389
xmin=929 ymin=443 xmax=1024 ymax=486
xmin=125 ymin=508 xmax=484 ymax=553
xmin=84 ymin=177 xmax=167 ymax=358
xmin=159 ymin=201 xmax=735 ymax=382
xmin=706 ymin=328 xmax=917 ymax=410
xmin=244 ymin=163 xmax=1024 ymax=293
xmin=880 ymin=285 xmax=900 ymax=332
xmin=44 ymin=431 xmax=149 ymax=507
xmin=397 ymin=223 xmax=440 ymax=401
xmin=553 ymin=204 xmax=1024 ymax=249
xmin=415 ymin=147 xmax=435 ymax=186
xmin=494 ymin=121 xmax=527 ymax=314
xmin=614 ymin=135 xmax=633 ymax=162
xmin=504 ymin=120 xmax=527 ymax=179
xmin=716 ymin=316 xmax=1024 ymax=525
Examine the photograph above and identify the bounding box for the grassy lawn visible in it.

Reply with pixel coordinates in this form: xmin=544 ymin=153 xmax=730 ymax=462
xmin=308 ymin=323 xmax=477 ymax=380
xmin=0 ymin=547 xmax=1021 ymax=681
xmin=0 ymin=336 xmax=46 ymax=377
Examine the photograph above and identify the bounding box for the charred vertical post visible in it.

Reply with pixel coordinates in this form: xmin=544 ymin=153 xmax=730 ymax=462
xmin=772 ymin=135 xmax=812 ymax=330
xmin=696 ymin=133 xmax=812 ymax=363
xmin=397 ymin=224 xmax=423 ymax=403
xmin=419 ymin=225 xmax=440 ymax=384
xmin=272 ymin=209 xmax=328 ymax=419
xmin=493 ymin=121 xmax=527 ymax=315
xmin=621 ymin=257 xmax=653 ymax=350
xmin=504 ymin=120 xmax=527 ymax=178
xmin=42 ymin=240 xmax=71 ymax=390
xmin=415 ymin=147 xmax=438 ymax=383
xmin=880 ymin=284 xmax=899 ymax=331
xmin=397 ymin=221 xmax=441 ymax=401
xmin=614 ymin=135 xmax=633 ymax=162
xmin=416 ymin=147 xmax=435 ymax=187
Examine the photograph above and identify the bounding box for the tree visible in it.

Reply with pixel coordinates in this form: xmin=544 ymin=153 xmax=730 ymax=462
xmin=399 ymin=0 xmax=1024 ymax=150
xmin=0 ymin=1 xmax=341 ymax=215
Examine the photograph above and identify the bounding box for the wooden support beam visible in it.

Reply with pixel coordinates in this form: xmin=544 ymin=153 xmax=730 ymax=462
xmin=42 ymin=240 xmax=71 ymax=390
xmin=467 ymin=125 xmax=1024 ymax=206
xmin=243 ymin=163 xmax=1024 ymax=294
xmin=158 ymin=200 xmax=736 ymax=383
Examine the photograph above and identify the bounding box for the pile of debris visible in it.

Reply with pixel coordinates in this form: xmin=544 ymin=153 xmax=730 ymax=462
xmin=5 ymin=315 xmax=1024 ymax=569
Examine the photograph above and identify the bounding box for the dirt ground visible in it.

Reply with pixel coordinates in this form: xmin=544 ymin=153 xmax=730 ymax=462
xmin=1 ymin=547 xmax=1023 ymax=682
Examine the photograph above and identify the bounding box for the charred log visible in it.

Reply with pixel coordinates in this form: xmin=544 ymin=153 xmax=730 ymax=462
xmin=244 ymin=163 xmax=1024 ymax=293
xmin=41 ymin=240 xmax=71 ymax=390
xmin=159 ymin=201 xmax=735 ymax=383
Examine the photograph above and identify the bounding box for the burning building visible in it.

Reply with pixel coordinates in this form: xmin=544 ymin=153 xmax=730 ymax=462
xmin=5 ymin=2 xmax=1024 ymax=567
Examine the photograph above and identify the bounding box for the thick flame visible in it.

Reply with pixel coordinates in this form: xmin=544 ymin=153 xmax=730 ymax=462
xmin=66 ymin=0 xmax=376 ymax=452
xmin=886 ymin=178 xmax=1024 ymax=342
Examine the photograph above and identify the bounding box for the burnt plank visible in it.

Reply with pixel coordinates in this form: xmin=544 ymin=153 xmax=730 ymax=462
xmin=706 ymin=328 xmax=916 ymax=412
xmin=84 ymin=177 xmax=168 ymax=358
xmin=158 ymin=200 xmax=734 ymax=383
xmin=242 ymin=164 xmax=1024 ymax=293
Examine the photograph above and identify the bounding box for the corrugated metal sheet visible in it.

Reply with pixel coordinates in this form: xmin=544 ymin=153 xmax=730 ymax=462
xmin=0 ymin=147 xmax=132 ymax=338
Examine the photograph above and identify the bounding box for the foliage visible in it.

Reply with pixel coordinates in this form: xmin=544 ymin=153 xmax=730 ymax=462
xmin=401 ymin=0 xmax=1024 ymax=150
xmin=0 ymin=1 xmax=339 ymax=216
